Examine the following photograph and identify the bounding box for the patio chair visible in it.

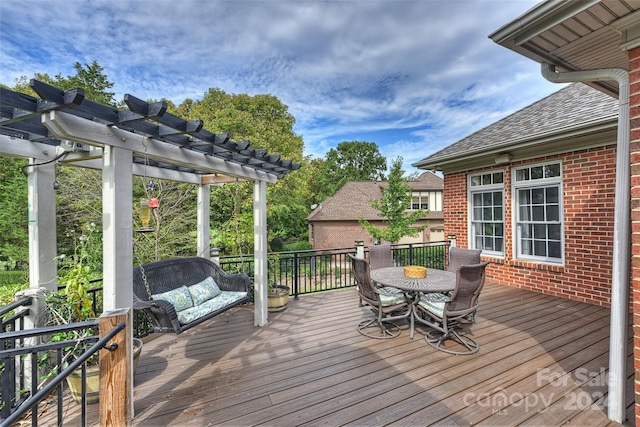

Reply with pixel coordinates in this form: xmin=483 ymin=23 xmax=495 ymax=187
xmin=349 ymin=254 xmax=410 ymax=339
xmin=368 ymin=244 xmax=394 ymax=270
xmin=447 ymin=247 xmax=482 ymax=273
xmin=414 ymin=261 xmax=490 ymax=355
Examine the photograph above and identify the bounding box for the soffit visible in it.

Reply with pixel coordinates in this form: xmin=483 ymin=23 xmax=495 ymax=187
xmin=490 ymin=0 xmax=640 ymax=97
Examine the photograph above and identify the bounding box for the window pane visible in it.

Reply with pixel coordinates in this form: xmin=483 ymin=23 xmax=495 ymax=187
xmin=521 ymin=224 xmax=531 ymax=238
xmin=493 ymin=172 xmax=503 ymax=184
xmin=473 ymin=193 xmax=482 ymax=204
xmin=483 ymin=207 xmax=493 ymax=220
xmin=548 ymin=224 xmax=561 ymax=240
xmin=548 ymin=241 xmax=561 ymax=258
xmin=534 ymin=240 xmax=546 ymax=256
xmin=532 ymin=188 xmax=544 ymax=204
xmin=494 ymin=207 xmax=503 ymax=221
xmin=531 ymin=166 xmax=543 ymax=179
xmin=545 ymin=163 xmax=560 ymax=178
xmin=493 ymin=192 xmax=503 ymax=205
xmin=532 ymin=206 xmax=545 ymax=221
xmin=471 ymin=175 xmax=481 ymax=186
xmin=521 ymin=239 xmax=532 ymax=255
xmin=533 ymin=224 xmax=546 ymax=238
xmin=546 ymin=205 xmax=559 ymax=221
xmin=495 ymin=238 xmax=504 ymax=252
xmin=473 ymin=208 xmax=482 ymax=220
xmin=482 ymin=174 xmax=491 ymax=185
xmin=483 ymin=193 xmax=492 ymax=205
xmin=546 ymin=187 xmax=558 ymax=203
xmin=495 ymin=224 xmax=504 ymax=236
xmin=516 ymin=169 xmax=529 ymax=181
xmin=520 ymin=206 xmax=530 ymax=221
xmin=519 ymin=190 xmax=530 ymax=205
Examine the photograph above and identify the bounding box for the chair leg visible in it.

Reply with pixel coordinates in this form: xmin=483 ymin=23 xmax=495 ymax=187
xmin=425 ymin=327 xmax=479 ymax=355
xmin=357 ymin=317 xmax=401 ymax=339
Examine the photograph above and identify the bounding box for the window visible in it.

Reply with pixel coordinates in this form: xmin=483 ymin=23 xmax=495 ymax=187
xmin=514 ymin=162 xmax=563 ymax=263
xmin=410 ymin=192 xmax=429 ymax=210
xmin=469 ymin=171 xmax=504 ymax=255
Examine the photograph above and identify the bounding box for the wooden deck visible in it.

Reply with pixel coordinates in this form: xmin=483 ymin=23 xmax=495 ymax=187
xmin=49 ymin=282 xmax=635 ymax=426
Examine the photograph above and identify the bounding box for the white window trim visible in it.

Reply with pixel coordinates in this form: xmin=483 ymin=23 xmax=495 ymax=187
xmin=467 ymin=170 xmax=505 ymax=257
xmin=511 ymin=161 xmax=564 ymax=264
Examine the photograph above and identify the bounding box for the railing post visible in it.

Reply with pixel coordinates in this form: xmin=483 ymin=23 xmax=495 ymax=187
xmin=293 ymin=252 xmax=299 ymax=299
xmin=355 ymin=240 xmax=364 ymax=259
xmin=99 ymin=307 xmax=133 ymax=426
xmin=209 ymin=247 xmax=221 ymax=266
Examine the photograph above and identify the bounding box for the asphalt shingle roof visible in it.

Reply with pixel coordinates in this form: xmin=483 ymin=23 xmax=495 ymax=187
xmin=414 ymin=83 xmax=618 ymax=167
xmin=307 ymin=172 xmax=443 ymax=221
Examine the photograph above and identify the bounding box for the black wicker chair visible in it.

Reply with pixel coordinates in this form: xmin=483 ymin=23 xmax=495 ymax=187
xmin=132 ymin=257 xmax=251 ymax=334
xmin=414 ymin=261 xmax=489 ymax=354
xmin=349 ymin=254 xmax=410 ymax=339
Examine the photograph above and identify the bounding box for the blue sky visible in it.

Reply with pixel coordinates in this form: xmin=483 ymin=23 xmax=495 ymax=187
xmin=0 ymin=0 xmax=564 ymax=175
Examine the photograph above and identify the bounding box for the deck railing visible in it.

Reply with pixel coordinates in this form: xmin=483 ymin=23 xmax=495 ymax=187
xmin=220 ymin=241 xmax=449 ymax=298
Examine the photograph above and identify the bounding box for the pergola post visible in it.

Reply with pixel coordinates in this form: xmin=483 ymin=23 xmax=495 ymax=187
xmin=102 ymin=145 xmax=133 ymax=311
xmin=197 ymin=183 xmax=211 ymax=259
xmin=27 ymin=160 xmax=58 ymax=291
xmin=254 ymin=179 xmax=268 ymax=326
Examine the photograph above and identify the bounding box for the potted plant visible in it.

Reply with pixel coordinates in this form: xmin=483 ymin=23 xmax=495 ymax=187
xmin=267 ymin=283 xmax=290 ymax=312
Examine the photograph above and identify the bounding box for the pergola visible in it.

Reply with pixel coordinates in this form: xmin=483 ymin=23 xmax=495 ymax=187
xmin=0 ymin=79 xmax=300 ymax=329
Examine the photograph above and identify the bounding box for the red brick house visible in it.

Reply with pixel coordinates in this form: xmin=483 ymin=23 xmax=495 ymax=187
xmin=414 ymin=82 xmax=618 ymax=306
xmin=307 ymin=172 xmax=443 ymax=249
xmin=415 ymin=1 xmax=640 ymax=423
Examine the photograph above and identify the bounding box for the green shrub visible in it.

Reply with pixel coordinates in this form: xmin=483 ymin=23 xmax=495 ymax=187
xmin=285 ymin=240 xmax=312 ymax=251
xmin=0 ymin=270 xmax=28 ymax=287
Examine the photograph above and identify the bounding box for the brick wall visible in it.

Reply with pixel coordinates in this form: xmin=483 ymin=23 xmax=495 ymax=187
xmin=445 ymin=146 xmax=617 ymax=307
xmin=629 ymin=44 xmax=640 ymax=427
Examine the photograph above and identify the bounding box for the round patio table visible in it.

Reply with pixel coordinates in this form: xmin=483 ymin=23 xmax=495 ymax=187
xmin=370 ymin=267 xmax=456 ymax=339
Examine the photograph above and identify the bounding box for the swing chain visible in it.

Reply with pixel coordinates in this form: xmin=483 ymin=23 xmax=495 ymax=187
xmin=134 ymin=239 xmax=153 ymax=298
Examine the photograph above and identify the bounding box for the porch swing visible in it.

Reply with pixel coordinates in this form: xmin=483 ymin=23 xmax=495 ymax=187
xmin=131 ymin=158 xmax=251 ymax=334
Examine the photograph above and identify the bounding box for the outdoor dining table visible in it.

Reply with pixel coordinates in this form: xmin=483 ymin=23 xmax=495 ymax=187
xmin=370 ymin=267 xmax=456 ymax=339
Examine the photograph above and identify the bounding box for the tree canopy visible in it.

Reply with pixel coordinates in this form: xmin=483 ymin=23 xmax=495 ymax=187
xmin=316 ymin=141 xmax=387 ymax=201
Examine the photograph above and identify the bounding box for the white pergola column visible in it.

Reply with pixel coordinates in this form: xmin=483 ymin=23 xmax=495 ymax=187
xmin=102 ymin=145 xmax=133 ymax=311
xmin=197 ymin=183 xmax=211 ymax=259
xmin=27 ymin=160 xmax=58 ymax=291
xmin=253 ymin=179 xmax=268 ymax=326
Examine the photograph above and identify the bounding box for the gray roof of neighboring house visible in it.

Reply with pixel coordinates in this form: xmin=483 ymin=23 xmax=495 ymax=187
xmin=413 ymin=83 xmax=618 ymax=169
xmin=307 ymin=172 xmax=444 ymax=222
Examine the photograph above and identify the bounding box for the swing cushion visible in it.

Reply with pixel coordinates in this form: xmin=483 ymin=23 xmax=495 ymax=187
xmin=151 ymin=286 xmax=194 ymax=312
xmin=177 ymin=291 xmax=249 ymax=325
xmin=188 ymin=277 xmax=222 ymax=305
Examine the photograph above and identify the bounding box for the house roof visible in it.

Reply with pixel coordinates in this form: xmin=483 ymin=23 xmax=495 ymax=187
xmin=413 ymin=82 xmax=618 ymax=171
xmin=489 ymin=0 xmax=640 ymax=98
xmin=307 ymin=172 xmax=443 ymax=222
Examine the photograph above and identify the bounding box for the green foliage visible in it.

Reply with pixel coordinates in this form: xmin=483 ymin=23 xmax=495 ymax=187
xmin=284 ymin=240 xmax=313 ymax=251
xmin=270 ymin=237 xmax=284 ymax=252
xmin=0 ymin=158 xmax=29 ymax=269
xmin=359 ymin=157 xmax=428 ymax=243
xmin=0 ymin=271 xmax=27 ymax=287
xmin=317 ymin=141 xmax=387 ymax=200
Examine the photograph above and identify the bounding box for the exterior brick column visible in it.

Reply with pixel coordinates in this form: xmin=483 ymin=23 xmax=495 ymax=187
xmin=630 ymin=44 xmax=640 ymax=427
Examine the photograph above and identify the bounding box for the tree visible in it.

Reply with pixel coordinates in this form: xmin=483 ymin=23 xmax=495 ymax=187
xmin=0 ymin=157 xmax=29 ymax=269
xmin=358 ymin=157 xmax=428 ymax=243
xmin=317 ymin=141 xmax=387 ymax=201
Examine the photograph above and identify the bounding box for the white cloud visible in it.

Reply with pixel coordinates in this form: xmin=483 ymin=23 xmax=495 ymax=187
xmin=1 ymin=0 xmax=559 ymax=173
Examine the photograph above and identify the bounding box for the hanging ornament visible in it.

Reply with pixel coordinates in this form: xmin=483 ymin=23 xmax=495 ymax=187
xmin=148 ymin=197 xmax=160 ymax=209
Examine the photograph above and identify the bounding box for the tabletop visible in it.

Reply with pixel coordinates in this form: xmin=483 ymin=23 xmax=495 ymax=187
xmin=370 ymin=267 xmax=456 ymax=293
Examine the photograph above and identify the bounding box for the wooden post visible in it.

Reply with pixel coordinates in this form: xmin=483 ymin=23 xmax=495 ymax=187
xmin=99 ymin=308 xmax=132 ymax=426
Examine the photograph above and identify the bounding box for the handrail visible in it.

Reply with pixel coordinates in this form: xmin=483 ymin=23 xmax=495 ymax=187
xmin=0 ymin=321 xmax=126 ymax=427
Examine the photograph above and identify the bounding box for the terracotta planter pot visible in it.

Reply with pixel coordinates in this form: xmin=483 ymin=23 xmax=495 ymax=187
xmin=267 ymin=285 xmax=290 ymax=312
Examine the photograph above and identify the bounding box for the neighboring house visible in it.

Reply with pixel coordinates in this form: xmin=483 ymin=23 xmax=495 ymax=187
xmin=307 ymin=172 xmax=444 ymax=249
xmin=414 ymin=82 xmax=618 ymax=307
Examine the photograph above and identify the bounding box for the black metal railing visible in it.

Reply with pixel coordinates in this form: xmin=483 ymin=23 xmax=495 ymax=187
xmin=0 ymin=319 xmax=126 ymax=426
xmin=0 ymin=296 xmax=32 ymax=334
xmin=221 ymin=241 xmax=449 ymax=299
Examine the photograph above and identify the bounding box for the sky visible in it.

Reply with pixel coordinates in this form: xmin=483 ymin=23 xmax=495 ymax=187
xmin=0 ymin=0 xmax=565 ymax=175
